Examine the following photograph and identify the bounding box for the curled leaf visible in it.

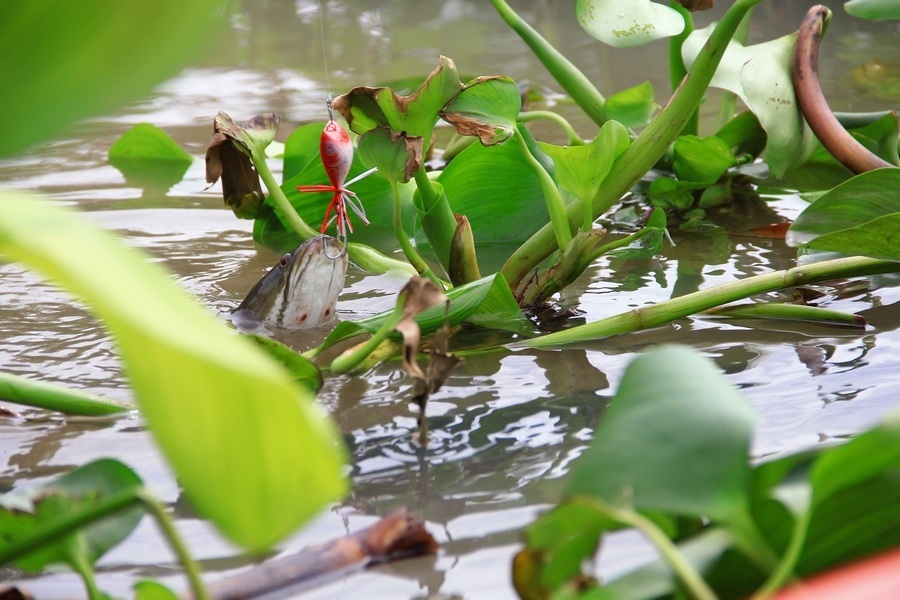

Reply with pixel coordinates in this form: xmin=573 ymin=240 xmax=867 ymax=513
xmin=356 ymin=126 xmax=423 ymax=183
xmin=440 ymin=76 xmax=522 ymax=145
xmin=205 ymin=112 xmax=281 ymax=219
xmin=576 ymin=0 xmax=685 ymax=48
xmin=333 ymin=56 xmax=462 ymax=145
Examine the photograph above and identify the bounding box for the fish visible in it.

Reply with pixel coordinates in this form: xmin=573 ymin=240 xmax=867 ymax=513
xmin=231 ymin=235 xmax=347 ymax=330
xmin=296 ymin=118 xmax=375 ymax=244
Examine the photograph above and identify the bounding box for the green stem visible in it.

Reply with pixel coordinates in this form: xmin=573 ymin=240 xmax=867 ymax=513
xmin=500 ymin=0 xmax=764 ymax=291
xmin=390 ymin=180 xmax=444 ymax=286
xmin=723 ymin=506 xmax=780 ymax=574
xmin=668 ymin=2 xmax=697 ymax=136
xmin=252 ymin=147 xmax=416 ymax=276
xmin=717 ymin=9 xmax=754 ymax=130
xmin=519 ymin=110 xmax=585 ymax=146
xmin=0 ymin=371 xmax=128 ymax=416
xmin=413 ymin=166 xmax=440 ymax=211
xmin=137 ymin=488 xmax=209 ymax=600
xmin=586 ymin=498 xmax=718 ymax=600
xmin=490 ymin=0 xmax=607 ymax=126
xmin=330 ymin=309 xmax=404 ymax=374
xmin=754 ymin=509 xmax=811 ymax=599
xmin=251 ymin=147 xmax=318 ymax=239
xmin=515 ymin=127 xmax=572 ymax=251
xmin=71 ymin=552 xmax=102 ymax=600
xmin=519 ymin=256 xmax=897 ymax=348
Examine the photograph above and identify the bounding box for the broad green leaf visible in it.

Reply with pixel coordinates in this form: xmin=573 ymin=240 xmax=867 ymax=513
xmin=683 ymin=26 xmax=818 ymax=177
xmin=787 ymin=168 xmax=900 ymax=245
xmin=242 ymin=334 xmax=323 ymax=396
xmin=283 ymin=122 xmax=327 ymax=182
xmin=0 ymin=459 xmax=143 ymax=573
xmin=811 ymin=410 xmax=900 ymax=504
xmin=808 ymin=213 xmax=900 ymax=261
xmin=576 ymin=0 xmax=685 ymax=48
xmin=436 ymin=137 xmax=549 ymax=271
xmin=567 ymin=346 xmax=757 ymax=521
xmin=0 ymin=371 xmax=128 ymax=416
xmin=845 ymin=0 xmax=900 ymax=20
xmin=356 ymin=127 xmax=423 ymax=183
xmin=108 ymin=124 xmax=190 ymax=161
xmin=0 ymin=1 xmax=229 ymax=157
xmin=604 ymin=82 xmax=657 ymax=128
xmin=317 ymin=273 xmax=532 ymax=353
xmin=716 ymin=111 xmax=767 ymax=158
xmin=0 ymin=193 xmax=347 ymax=551
xmin=539 ymin=120 xmax=631 ymax=203
xmin=647 ymin=176 xmax=703 ymax=211
xmin=108 ymin=124 xmax=192 ymax=189
xmin=440 ymin=76 xmax=522 ymax=145
xmin=333 ymin=56 xmax=462 ymax=148
xmin=673 ymin=135 xmax=737 ymax=184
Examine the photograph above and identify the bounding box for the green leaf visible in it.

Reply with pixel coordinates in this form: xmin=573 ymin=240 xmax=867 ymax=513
xmin=524 ymin=500 xmax=614 ymax=590
xmin=0 ymin=371 xmax=128 ymax=416
xmin=0 ymin=459 xmax=143 ymax=573
xmin=0 ymin=1 xmax=229 ymax=157
xmin=0 ymin=193 xmax=347 ymax=551
xmin=107 ymin=124 xmax=193 ymax=189
xmin=283 ymin=123 xmax=327 ymax=182
xmin=807 ymin=213 xmax=900 ymax=261
xmin=539 ymin=120 xmax=631 ymax=203
xmin=436 ymin=137 xmax=549 ymax=271
xmin=576 ymin=0 xmax=685 ymax=48
xmin=673 ymin=135 xmax=737 ymax=184
xmin=134 ymin=580 xmax=179 ymax=600
xmin=647 ymin=176 xmax=702 ymax=211
xmin=683 ymin=26 xmax=818 ymax=178
xmin=787 ymin=168 xmax=900 ymax=245
xmin=845 ymin=0 xmax=900 ymax=20
xmin=241 ymin=334 xmax=323 ymax=396
xmin=334 ymin=55 xmax=462 ymax=148
xmin=567 ymin=346 xmax=757 ymax=521
xmin=605 ymin=82 xmax=657 ymax=128
xmin=356 ymin=126 xmax=423 ymax=183
xmin=317 ymin=273 xmax=532 ymax=353
xmin=440 ymin=76 xmax=522 ymax=145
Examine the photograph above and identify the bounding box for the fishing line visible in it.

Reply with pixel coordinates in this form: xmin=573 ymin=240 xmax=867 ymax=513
xmin=315 ymin=0 xmax=334 ymax=121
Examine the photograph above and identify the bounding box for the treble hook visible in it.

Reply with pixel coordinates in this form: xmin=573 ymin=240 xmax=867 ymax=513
xmin=323 ymin=233 xmax=348 ymax=260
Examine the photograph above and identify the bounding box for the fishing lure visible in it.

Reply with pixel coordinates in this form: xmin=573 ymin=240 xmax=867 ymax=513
xmin=296 ymin=108 xmax=376 ymax=247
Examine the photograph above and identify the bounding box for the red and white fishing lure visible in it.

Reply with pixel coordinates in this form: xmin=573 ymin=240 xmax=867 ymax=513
xmin=296 ymin=115 xmax=376 ymax=246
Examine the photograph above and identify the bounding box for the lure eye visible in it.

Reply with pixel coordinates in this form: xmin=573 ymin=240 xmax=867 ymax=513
xmin=278 ymin=254 xmax=290 ymax=268
xmin=323 ymin=141 xmax=336 ymax=155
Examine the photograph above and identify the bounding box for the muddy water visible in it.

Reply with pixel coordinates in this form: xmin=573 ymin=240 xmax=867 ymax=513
xmin=2 ymin=1 xmax=899 ymax=598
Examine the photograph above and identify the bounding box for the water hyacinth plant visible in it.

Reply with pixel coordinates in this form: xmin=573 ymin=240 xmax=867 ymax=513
xmin=2 ymin=0 xmax=899 ymax=598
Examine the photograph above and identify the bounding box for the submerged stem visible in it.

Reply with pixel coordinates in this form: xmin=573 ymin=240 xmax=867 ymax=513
xmin=519 ymin=256 xmax=897 ymax=348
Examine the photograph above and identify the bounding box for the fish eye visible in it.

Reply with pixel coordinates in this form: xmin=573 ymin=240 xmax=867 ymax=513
xmin=278 ymin=254 xmax=290 ymax=268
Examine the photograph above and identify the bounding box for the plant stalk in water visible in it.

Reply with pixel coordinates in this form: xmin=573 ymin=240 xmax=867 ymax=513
xmin=519 ymin=255 xmax=896 ymax=348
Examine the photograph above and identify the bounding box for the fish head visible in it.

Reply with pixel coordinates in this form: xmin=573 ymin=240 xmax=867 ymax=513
xmin=233 ymin=235 xmax=347 ymax=330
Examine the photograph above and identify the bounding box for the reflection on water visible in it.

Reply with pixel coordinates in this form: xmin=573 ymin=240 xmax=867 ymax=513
xmin=2 ymin=1 xmax=899 ymax=598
